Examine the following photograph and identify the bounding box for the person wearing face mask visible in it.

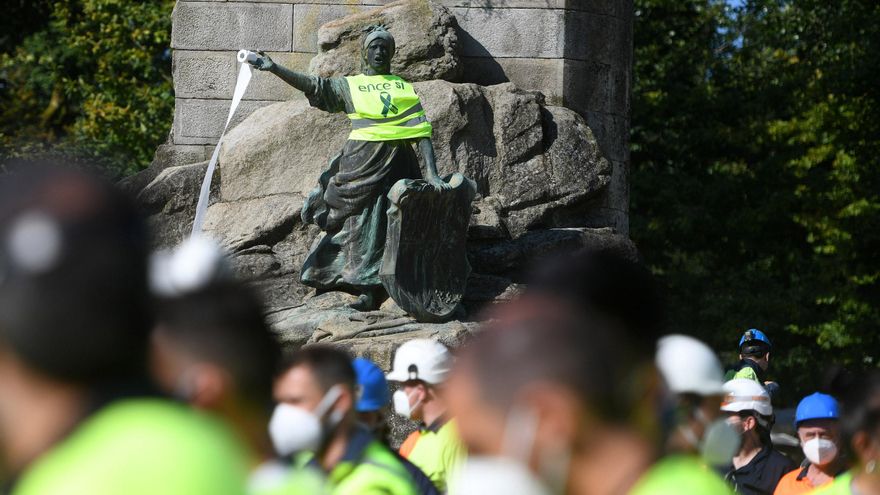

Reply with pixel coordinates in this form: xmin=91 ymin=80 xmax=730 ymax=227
xmin=353 ymin=357 xmax=391 ymax=438
xmin=387 ymin=339 xmax=466 ymax=493
xmin=630 ymin=334 xmax=737 ymax=494
xmin=813 ymin=369 xmax=880 ymax=495
xmin=773 ymin=393 xmax=845 ymax=494
xmin=445 ymin=247 xmax=668 ymax=495
xmin=271 ymin=346 xmax=420 ymax=495
xmin=720 ymin=378 xmax=796 ymax=495
xmin=446 ymin=296 xmax=666 ymax=495
xmin=353 ymin=357 xmax=441 ymax=495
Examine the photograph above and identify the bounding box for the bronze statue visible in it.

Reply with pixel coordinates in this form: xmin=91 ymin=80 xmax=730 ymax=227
xmin=250 ymin=26 xmax=473 ymax=316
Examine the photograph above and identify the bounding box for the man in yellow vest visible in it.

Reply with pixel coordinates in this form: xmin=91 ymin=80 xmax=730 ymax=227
xmin=271 ymin=346 xmax=420 ymax=495
xmin=0 ymin=166 xmax=250 ymax=495
xmin=249 ymin=25 xmax=450 ymax=312
xmin=387 ymin=339 xmax=466 ymax=492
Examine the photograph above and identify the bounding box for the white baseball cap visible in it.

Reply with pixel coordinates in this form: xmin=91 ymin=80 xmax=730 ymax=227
xmin=656 ymin=334 xmax=725 ymax=396
xmin=386 ymin=339 xmax=452 ymax=385
xmin=721 ymin=378 xmax=773 ymax=417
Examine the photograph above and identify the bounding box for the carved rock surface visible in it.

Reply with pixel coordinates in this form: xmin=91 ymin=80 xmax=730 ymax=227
xmin=309 ymin=0 xmax=461 ymax=82
xmin=122 ymin=160 xmax=213 ymax=248
xmin=127 ymin=80 xmax=621 ymax=344
xmin=416 ymin=81 xmax=612 ymax=237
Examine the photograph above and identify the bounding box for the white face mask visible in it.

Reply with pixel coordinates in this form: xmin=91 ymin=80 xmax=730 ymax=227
xmin=679 ymin=408 xmax=741 ymax=467
xmin=449 ymin=456 xmax=553 ymax=495
xmin=449 ymin=407 xmax=568 ymax=495
xmin=268 ymin=385 xmax=343 ymax=456
xmin=699 ymin=417 xmax=741 ymax=467
xmin=392 ymin=389 xmax=422 ymax=419
xmin=802 ymin=438 xmax=838 ymax=466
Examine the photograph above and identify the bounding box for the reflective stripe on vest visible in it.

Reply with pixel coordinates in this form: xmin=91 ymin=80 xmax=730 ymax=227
xmin=345 ymin=74 xmax=432 ymax=142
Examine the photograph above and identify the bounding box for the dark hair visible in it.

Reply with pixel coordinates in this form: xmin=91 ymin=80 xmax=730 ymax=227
xmin=527 ymin=247 xmax=665 ymax=357
xmin=0 ymin=165 xmax=151 ymax=382
xmin=278 ymin=345 xmax=356 ymax=393
xmin=820 ymin=364 xmax=856 ymax=398
xmin=463 ymin=298 xmax=650 ymax=423
xmin=740 ymin=410 xmax=774 ymax=446
xmin=741 ymin=342 xmax=770 ymax=358
xmin=155 ymin=281 xmax=280 ymax=405
xmin=841 ymin=369 xmax=880 ymax=455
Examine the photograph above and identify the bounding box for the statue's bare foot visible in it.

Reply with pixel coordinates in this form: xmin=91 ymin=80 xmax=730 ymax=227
xmin=350 ymin=292 xmax=379 ymax=311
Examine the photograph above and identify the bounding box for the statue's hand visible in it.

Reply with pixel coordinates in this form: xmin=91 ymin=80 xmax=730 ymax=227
xmin=250 ymin=51 xmax=276 ymax=72
xmin=425 ymin=174 xmax=452 ymax=192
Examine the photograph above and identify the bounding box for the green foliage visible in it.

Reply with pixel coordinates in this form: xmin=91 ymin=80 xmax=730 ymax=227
xmin=632 ymin=0 xmax=880 ymax=403
xmin=0 ymin=0 xmax=174 ymax=176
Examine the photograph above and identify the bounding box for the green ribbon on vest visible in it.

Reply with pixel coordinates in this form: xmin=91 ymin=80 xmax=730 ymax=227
xmin=345 ymin=74 xmax=432 ymax=142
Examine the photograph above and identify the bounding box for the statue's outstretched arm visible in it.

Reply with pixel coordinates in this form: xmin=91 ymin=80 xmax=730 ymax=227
xmin=249 ymin=52 xmax=316 ymax=95
xmin=418 ymin=137 xmax=451 ymax=191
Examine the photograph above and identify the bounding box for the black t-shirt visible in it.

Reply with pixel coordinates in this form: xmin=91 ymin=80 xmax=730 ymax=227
xmin=721 ymin=446 xmax=797 ymax=495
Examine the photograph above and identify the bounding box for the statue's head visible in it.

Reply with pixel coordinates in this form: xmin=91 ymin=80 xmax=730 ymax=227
xmin=362 ymin=25 xmax=395 ymax=75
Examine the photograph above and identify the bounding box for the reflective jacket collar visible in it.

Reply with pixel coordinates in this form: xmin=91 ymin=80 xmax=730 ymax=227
xmin=796 ymin=462 xmax=849 ymax=481
xmin=737 ymin=358 xmax=767 ymax=383
xmin=422 ymin=415 xmax=449 ymax=433
xmin=306 ymin=424 xmax=374 ymax=475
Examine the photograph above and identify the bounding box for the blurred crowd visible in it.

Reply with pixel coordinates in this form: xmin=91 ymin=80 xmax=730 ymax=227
xmin=0 ymin=166 xmax=878 ymax=495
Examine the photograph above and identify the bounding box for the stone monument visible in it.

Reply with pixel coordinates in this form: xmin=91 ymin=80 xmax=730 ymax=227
xmin=246 ymin=25 xmax=476 ymax=320
xmin=123 ymin=0 xmax=634 ymax=367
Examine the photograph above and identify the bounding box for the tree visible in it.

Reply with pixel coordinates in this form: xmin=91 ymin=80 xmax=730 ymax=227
xmin=631 ymin=0 xmax=880 ymax=403
xmin=0 ymin=0 xmax=175 ymax=176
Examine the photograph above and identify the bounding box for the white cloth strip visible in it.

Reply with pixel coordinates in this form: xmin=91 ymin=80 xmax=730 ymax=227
xmin=190 ymin=59 xmax=253 ymax=236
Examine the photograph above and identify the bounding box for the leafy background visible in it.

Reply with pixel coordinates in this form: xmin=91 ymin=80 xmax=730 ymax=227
xmin=632 ymin=0 xmax=879 ymax=403
xmin=1 ymin=0 xmax=877 ymax=404
xmin=0 ymin=0 xmax=174 ymax=176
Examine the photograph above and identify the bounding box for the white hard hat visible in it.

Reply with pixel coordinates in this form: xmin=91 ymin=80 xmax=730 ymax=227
xmin=656 ymin=334 xmax=725 ymax=396
xmin=150 ymin=234 xmax=229 ymax=297
xmin=386 ymin=339 xmax=452 ymax=385
xmin=721 ymin=378 xmax=773 ymax=416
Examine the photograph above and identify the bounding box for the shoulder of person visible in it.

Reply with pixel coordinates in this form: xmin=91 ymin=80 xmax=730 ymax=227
xmin=767 ymin=449 xmax=798 ymax=471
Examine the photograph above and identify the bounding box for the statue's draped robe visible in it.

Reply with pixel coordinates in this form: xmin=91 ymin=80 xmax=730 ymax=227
xmin=300 ymin=76 xmax=422 ymax=292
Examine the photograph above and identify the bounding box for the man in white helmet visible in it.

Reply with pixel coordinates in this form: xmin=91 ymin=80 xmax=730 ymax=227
xmin=630 ymin=335 xmax=737 ymax=494
xmin=720 ymin=378 xmax=796 ymax=495
xmin=387 ymin=339 xmax=466 ymax=492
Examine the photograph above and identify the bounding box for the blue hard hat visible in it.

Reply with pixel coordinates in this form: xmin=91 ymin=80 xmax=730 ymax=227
xmin=352 ymin=357 xmax=389 ymax=412
xmin=738 ymin=328 xmax=771 ymax=350
xmin=795 ymin=392 xmax=839 ymax=426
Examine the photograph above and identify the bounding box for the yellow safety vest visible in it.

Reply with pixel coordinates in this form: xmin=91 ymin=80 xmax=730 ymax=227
xmin=629 ymin=455 xmax=734 ymax=495
xmin=13 ymin=399 xmax=250 ymax=495
xmin=345 ymin=74 xmax=432 ymax=142
xmin=400 ymin=418 xmax=466 ymax=492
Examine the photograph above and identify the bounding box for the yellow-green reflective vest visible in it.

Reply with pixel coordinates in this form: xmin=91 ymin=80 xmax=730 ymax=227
xmin=13 ymin=398 xmax=250 ymax=495
xmin=401 ymin=419 xmax=466 ymax=492
xmin=296 ymin=438 xmax=419 ymax=495
xmin=811 ymin=471 xmax=855 ymax=495
xmin=629 ymin=455 xmax=734 ymax=495
xmin=724 ymin=366 xmax=760 ymax=382
xmin=345 ymin=74 xmax=432 ymax=142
